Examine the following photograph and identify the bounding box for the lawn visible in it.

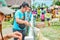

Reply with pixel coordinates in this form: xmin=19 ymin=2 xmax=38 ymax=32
xmin=2 ymin=21 xmax=12 ymax=29
xmin=40 ymin=26 xmax=60 ymax=40
xmin=36 ymin=18 xmax=60 ymax=40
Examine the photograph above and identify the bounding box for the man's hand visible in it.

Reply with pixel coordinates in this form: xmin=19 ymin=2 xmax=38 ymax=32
xmin=11 ymin=31 xmax=22 ymax=40
xmin=4 ymin=31 xmax=22 ymax=40
xmin=24 ymin=21 xmax=31 ymax=26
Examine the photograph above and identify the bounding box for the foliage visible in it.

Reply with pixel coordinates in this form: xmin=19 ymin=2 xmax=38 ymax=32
xmin=32 ymin=5 xmax=36 ymax=9
xmin=55 ymin=1 xmax=60 ymax=6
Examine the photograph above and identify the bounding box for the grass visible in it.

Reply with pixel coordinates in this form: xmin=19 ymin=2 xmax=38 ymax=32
xmin=41 ymin=26 xmax=60 ymax=40
xmin=2 ymin=21 xmax=12 ymax=29
xmin=36 ymin=18 xmax=60 ymax=40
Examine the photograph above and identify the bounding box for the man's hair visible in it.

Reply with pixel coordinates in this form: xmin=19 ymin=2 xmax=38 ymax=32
xmin=42 ymin=12 xmax=44 ymax=14
xmin=19 ymin=2 xmax=29 ymax=9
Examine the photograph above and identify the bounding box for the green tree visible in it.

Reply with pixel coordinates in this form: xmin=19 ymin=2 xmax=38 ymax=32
xmin=0 ymin=0 xmax=7 ymax=6
xmin=32 ymin=5 xmax=36 ymax=9
xmin=55 ymin=1 xmax=60 ymax=6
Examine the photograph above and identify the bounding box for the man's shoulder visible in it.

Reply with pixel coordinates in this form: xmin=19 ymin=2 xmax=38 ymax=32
xmin=15 ymin=10 xmax=22 ymax=15
xmin=16 ymin=10 xmax=21 ymax=13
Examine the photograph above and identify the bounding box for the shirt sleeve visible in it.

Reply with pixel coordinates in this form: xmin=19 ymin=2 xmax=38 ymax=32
xmin=15 ymin=11 xmax=20 ymax=18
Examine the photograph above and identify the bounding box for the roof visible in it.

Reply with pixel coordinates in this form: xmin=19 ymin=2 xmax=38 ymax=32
xmin=0 ymin=7 xmax=15 ymax=15
xmin=5 ymin=0 xmax=31 ymax=6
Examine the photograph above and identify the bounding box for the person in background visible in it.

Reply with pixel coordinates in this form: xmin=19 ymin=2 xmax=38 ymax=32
xmin=13 ymin=2 xmax=30 ymax=40
xmin=37 ymin=8 xmax=41 ymax=17
xmin=55 ymin=8 xmax=58 ymax=14
xmin=40 ymin=8 xmax=46 ymax=14
xmin=0 ymin=11 xmax=22 ymax=40
xmin=45 ymin=11 xmax=52 ymax=26
xmin=51 ymin=8 xmax=56 ymax=19
xmin=32 ymin=9 xmax=37 ymax=27
xmin=40 ymin=12 xmax=45 ymax=22
xmin=37 ymin=8 xmax=41 ymax=21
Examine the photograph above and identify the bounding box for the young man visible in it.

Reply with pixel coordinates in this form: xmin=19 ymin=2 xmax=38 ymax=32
xmin=0 ymin=12 xmax=22 ymax=40
xmin=13 ymin=2 xmax=30 ymax=40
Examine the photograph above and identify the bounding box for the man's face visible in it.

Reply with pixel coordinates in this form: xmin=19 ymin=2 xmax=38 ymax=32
xmin=26 ymin=8 xmax=31 ymax=12
xmin=23 ymin=6 xmax=29 ymax=12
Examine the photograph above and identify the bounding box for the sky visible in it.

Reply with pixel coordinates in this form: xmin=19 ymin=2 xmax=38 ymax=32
xmin=31 ymin=0 xmax=53 ymax=7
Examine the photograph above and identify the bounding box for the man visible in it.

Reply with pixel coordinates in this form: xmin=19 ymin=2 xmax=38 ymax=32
xmin=0 ymin=11 xmax=22 ymax=40
xmin=13 ymin=2 xmax=30 ymax=40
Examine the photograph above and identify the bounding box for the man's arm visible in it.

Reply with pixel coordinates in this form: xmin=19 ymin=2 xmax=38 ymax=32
xmin=15 ymin=11 xmax=30 ymax=26
xmin=16 ymin=18 xmax=30 ymax=26
xmin=16 ymin=18 xmax=25 ymax=24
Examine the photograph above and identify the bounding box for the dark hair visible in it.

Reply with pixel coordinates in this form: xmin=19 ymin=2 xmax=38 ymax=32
xmin=19 ymin=2 xmax=29 ymax=9
xmin=41 ymin=8 xmax=44 ymax=10
xmin=42 ymin=12 xmax=44 ymax=14
xmin=19 ymin=5 xmax=22 ymax=9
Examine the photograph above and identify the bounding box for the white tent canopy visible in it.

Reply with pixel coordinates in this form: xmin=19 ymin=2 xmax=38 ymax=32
xmin=0 ymin=7 xmax=15 ymax=15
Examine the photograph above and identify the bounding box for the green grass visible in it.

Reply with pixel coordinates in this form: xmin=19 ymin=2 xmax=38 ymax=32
xmin=2 ymin=21 xmax=12 ymax=29
xmin=36 ymin=17 xmax=60 ymax=40
xmin=39 ymin=21 xmax=60 ymax=40
xmin=41 ymin=26 xmax=60 ymax=40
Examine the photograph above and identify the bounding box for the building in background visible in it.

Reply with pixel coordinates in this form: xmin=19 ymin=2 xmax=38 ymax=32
xmin=0 ymin=0 xmax=31 ymax=21
xmin=5 ymin=0 xmax=31 ymax=6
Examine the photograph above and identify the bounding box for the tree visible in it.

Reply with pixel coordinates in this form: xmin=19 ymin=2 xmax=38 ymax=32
xmin=55 ymin=1 xmax=60 ymax=6
xmin=0 ymin=0 xmax=7 ymax=6
xmin=32 ymin=5 xmax=36 ymax=9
